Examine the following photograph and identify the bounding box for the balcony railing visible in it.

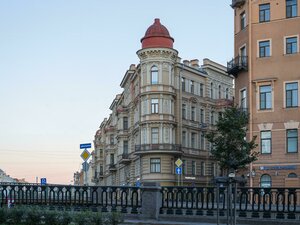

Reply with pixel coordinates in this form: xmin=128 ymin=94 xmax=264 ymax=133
xmin=231 ymin=0 xmax=246 ymax=8
xmin=135 ymin=144 xmax=182 ymax=154
xmin=227 ymin=56 xmax=248 ymax=76
xmin=119 ymin=153 xmax=131 ymax=164
xmin=109 ymin=164 xmax=117 ymax=171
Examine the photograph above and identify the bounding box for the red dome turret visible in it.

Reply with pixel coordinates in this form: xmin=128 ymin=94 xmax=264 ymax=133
xmin=141 ymin=18 xmax=174 ymax=49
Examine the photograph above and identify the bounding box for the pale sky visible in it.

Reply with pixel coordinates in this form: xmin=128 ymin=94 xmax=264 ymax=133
xmin=0 ymin=0 xmax=233 ymax=184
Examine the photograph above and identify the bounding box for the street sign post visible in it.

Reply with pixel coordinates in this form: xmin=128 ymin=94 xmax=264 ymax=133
xmin=80 ymin=149 xmax=91 ymax=161
xmin=80 ymin=143 xmax=91 ymax=149
xmin=176 ymin=167 xmax=182 ymax=175
xmin=175 ymin=158 xmax=183 ymax=167
xmin=41 ymin=178 xmax=47 ymax=185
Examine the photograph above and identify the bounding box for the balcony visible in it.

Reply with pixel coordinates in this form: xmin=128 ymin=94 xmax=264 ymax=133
xmin=91 ymin=172 xmax=104 ymax=183
xmin=216 ymin=99 xmax=234 ymax=108
xmin=227 ymin=56 xmax=248 ymax=76
xmin=135 ymin=144 xmax=183 ymax=155
xmin=119 ymin=153 xmax=131 ymax=164
xmin=109 ymin=164 xmax=117 ymax=172
xmin=231 ymin=0 xmax=246 ymax=8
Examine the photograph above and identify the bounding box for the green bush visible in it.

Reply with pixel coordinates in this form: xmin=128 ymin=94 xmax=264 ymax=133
xmin=0 ymin=208 xmax=6 ymax=224
xmin=5 ymin=206 xmax=24 ymax=225
xmin=24 ymin=207 xmax=41 ymax=225
xmin=0 ymin=206 xmax=122 ymax=225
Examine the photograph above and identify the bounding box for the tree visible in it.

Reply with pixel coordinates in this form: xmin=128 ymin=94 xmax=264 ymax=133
xmin=206 ymin=106 xmax=258 ymax=174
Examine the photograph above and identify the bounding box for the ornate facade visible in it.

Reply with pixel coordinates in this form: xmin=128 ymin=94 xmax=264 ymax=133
xmin=91 ymin=19 xmax=233 ymax=186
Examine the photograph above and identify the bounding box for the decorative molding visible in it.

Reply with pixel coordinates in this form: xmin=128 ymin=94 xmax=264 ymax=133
xmin=257 ymin=123 xmax=273 ymax=131
xmin=284 ymin=121 xmax=299 ymax=129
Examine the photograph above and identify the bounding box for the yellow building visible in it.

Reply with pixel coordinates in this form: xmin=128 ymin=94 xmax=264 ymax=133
xmin=229 ymin=0 xmax=300 ymax=187
xmin=91 ymin=19 xmax=234 ymax=186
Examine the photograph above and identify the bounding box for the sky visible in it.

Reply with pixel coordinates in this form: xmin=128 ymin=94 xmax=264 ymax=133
xmin=0 ymin=0 xmax=233 ymax=184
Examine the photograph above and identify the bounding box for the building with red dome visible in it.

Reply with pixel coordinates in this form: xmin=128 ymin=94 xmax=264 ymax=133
xmin=90 ymin=19 xmax=234 ymax=186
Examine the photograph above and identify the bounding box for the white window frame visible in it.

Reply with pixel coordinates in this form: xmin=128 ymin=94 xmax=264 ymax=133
xmin=284 ymin=35 xmax=299 ymax=55
xmin=284 ymin=80 xmax=299 ymax=108
xmin=257 ymin=38 xmax=272 ymax=58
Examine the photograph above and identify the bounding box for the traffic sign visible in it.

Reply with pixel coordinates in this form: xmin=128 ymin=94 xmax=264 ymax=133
xmin=80 ymin=149 xmax=91 ymax=161
xmin=80 ymin=143 xmax=91 ymax=149
xmin=82 ymin=162 xmax=89 ymax=171
xmin=176 ymin=167 xmax=182 ymax=175
xmin=175 ymin=158 xmax=183 ymax=167
xmin=41 ymin=178 xmax=47 ymax=185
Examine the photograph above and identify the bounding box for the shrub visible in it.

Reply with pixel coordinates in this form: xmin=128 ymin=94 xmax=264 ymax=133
xmin=5 ymin=207 xmax=24 ymax=225
xmin=24 ymin=207 xmax=41 ymax=225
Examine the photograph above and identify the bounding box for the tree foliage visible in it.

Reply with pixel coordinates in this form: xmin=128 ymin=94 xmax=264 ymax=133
xmin=206 ymin=106 xmax=258 ymax=172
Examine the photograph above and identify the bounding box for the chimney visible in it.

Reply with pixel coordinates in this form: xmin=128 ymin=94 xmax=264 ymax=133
xmin=183 ymin=60 xmax=190 ymax=66
xmin=190 ymin=59 xmax=199 ymax=68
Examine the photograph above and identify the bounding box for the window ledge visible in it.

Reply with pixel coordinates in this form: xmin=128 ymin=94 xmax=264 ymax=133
xmin=257 ymin=109 xmax=274 ymax=113
xmin=283 ymin=52 xmax=299 ymax=56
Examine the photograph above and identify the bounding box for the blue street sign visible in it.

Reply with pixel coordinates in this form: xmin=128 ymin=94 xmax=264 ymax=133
xmin=41 ymin=178 xmax=47 ymax=185
xmin=136 ymin=181 xmax=141 ymax=187
xmin=176 ymin=167 xmax=182 ymax=175
xmin=80 ymin=143 xmax=91 ymax=149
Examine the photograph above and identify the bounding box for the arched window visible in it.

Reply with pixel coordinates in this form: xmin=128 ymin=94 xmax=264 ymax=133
xmin=210 ymin=82 xmax=214 ymax=99
xmin=225 ymin=88 xmax=229 ymax=99
xmin=151 ymin=66 xmax=158 ymax=84
xmin=288 ymin=173 xmax=297 ymax=178
xmin=260 ymin=174 xmax=272 ymax=188
xmin=218 ymin=85 xmax=222 ymax=99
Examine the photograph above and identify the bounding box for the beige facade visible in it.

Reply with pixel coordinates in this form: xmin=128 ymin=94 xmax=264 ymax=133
xmin=229 ymin=0 xmax=300 ymax=187
xmin=91 ymin=19 xmax=234 ymax=187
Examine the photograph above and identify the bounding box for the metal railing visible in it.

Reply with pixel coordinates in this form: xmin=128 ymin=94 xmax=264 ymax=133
xmin=0 ymin=184 xmax=140 ymax=213
xmin=160 ymin=186 xmax=300 ymax=219
xmin=227 ymin=56 xmax=248 ymax=75
xmin=135 ymin=144 xmax=182 ymax=153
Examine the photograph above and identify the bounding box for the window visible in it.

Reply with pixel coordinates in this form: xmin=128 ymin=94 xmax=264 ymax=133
xmin=150 ymin=158 xmax=161 ymax=173
xmin=288 ymin=173 xmax=298 ymax=178
xmin=286 ymin=0 xmax=297 ymax=18
xmin=123 ymin=140 xmax=128 ymax=154
xmin=191 ymin=106 xmax=195 ymax=121
xmin=287 ymin=129 xmax=298 ymax=153
xmin=259 ymin=85 xmax=272 ymax=110
xmin=240 ymin=89 xmax=247 ymax=110
xmin=181 ymin=77 xmax=186 ymax=91
xmin=218 ymin=85 xmax=222 ymax=99
xmin=123 ymin=117 xmax=128 ymax=130
xmin=110 ymin=134 xmax=114 ymax=145
xmin=182 ymin=131 xmax=186 ymax=147
xmin=286 ymin=82 xmax=298 ymax=107
xmin=201 ymin=162 xmax=205 ymax=176
xmin=200 ymin=132 xmax=205 ymax=150
xmin=110 ymin=154 xmax=114 ymax=165
xmin=200 ymin=83 xmax=204 ymax=97
xmin=182 ymin=104 xmax=186 ymax=119
xmin=259 ymin=4 xmax=270 ymax=22
xmin=182 ymin=160 xmax=186 ymax=175
xmin=151 ymin=99 xmax=159 ymax=113
xmin=151 ymin=128 xmax=159 ymax=144
xmin=286 ymin=37 xmax=298 ymax=54
xmin=191 ymin=132 xmax=196 ymax=148
xmin=190 ymin=80 xmax=194 ymax=94
xmin=200 ymin=109 xmax=204 ymax=123
xmin=151 ymin=66 xmax=158 ymax=84
xmin=192 ymin=161 xmax=196 ymax=175
xmin=260 ymin=174 xmax=271 ymax=188
xmin=225 ymin=88 xmax=229 ymax=99
xmin=210 ymin=111 xmax=215 ymax=125
xmin=261 ymin=131 xmax=271 ymax=154
xmin=241 ymin=11 xmax=246 ymax=30
xmin=210 ymin=83 xmax=214 ymax=99
xmin=259 ymin=40 xmax=270 ymax=57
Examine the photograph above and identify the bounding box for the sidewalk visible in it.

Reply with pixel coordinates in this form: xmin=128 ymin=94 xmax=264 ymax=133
xmin=122 ymin=219 xmax=235 ymax=225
